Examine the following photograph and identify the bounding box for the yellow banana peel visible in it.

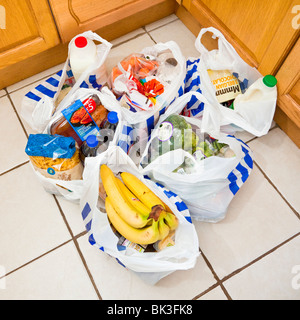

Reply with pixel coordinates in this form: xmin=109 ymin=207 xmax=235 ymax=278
xmin=121 ymin=172 xmax=166 ymax=210
xmin=106 ymin=197 xmax=160 ymax=245
xmin=100 ymin=165 xmax=149 ymax=228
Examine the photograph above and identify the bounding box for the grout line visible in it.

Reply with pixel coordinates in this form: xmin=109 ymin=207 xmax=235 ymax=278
xmin=111 ymin=31 xmax=148 ymax=49
xmin=5 ymin=89 xmax=29 ymax=139
xmin=220 ymin=231 xmax=300 ymax=284
xmin=254 ymin=160 xmax=300 ymax=219
xmin=0 ymin=239 xmax=73 ymax=280
xmin=192 ymin=248 xmax=232 ymax=300
xmin=143 ymin=26 xmax=157 ymax=44
xmin=72 ymin=235 xmax=103 ymax=300
xmin=144 ymin=16 xmax=179 ymax=34
xmin=0 ymin=160 xmax=29 ymax=177
xmin=193 ymin=231 xmax=300 ymax=299
xmin=53 ymin=196 xmax=102 ymax=300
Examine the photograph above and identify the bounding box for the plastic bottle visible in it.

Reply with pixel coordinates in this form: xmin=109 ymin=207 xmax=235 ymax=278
xmin=69 ymin=36 xmax=98 ymax=82
xmin=232 ymin=75 xmax=277 ymax=110
xmin=80 ymin=135 xmax=100 ymax=163
xmin=97 ymin=111 xmax=119 ymax=144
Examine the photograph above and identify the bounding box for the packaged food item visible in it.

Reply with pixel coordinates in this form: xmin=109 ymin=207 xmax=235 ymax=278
xmin=49 ymin=95 xmax=108 ymax=147
xmin=25 ymin=134 xmax=83 ymax=181
xmin=69 ymin=36 xmax=98 ymax=82
xmin=117 ymin=236 xmax=147 ymax=253
xmin=110 ymin=49 xmax=180 ymax=112
xmin=207 ymin=69 xmax=241 ymax=107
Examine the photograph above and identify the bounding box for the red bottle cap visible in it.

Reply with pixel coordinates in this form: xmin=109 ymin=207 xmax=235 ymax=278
xmin=75 ymin=36 xmax=88 ymax=48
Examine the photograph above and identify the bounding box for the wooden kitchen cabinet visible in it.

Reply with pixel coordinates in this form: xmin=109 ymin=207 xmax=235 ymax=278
xmin=180 ymin=0 xmax=299 ymax=75
xmin=49 ymin=0 xmax=177 ymax=43
xmin=274 ymin=38 xmax=300 ymax=147
xmin=0 ymin=0 xmax=60 ymax=70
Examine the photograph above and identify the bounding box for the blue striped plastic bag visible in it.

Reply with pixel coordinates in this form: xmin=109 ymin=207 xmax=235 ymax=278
xmin=182 ymin=27 xmax=276 ymax=138
xmin=80 ymin=145 xmax=199 ymax=285
xmin=108 ymin=41 xmax=186 ymax=155
xmin=140 ymin=92 xmax=254 ymax=223
xmin=25 ymin=88 xmax=125 ymax=202
xmin=21 ymin=31 xmax=112 ymax=133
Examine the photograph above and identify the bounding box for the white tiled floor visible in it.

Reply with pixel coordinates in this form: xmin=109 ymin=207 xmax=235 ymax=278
xmin=0 ymin=15 xmax=299 ymax=300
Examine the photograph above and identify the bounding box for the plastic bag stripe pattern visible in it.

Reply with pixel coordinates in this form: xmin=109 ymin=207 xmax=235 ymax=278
xmin=147 ymin=178 xmax=192 ymax=223
xmin=24 ymin=67 xmax=103 ymax=105
xmin=182 ymin=58 xmax=203 ymax=117
xmin=227 ymin=137 xmax=253 ymax=196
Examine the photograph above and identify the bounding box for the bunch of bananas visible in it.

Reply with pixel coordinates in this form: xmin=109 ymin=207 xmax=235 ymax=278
xmin=100 ymin=165 xmax=179 ymax=246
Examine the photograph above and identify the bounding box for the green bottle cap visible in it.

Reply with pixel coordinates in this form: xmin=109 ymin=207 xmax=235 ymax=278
xmin=263 ymin=75 xmax=277 ymax=87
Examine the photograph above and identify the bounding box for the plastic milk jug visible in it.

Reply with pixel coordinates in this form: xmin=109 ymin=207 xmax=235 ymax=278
xmin=70 ymin=36 xmax=98 ymax=82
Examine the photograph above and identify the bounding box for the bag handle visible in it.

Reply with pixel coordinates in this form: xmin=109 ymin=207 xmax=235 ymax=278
xmin=195 ymin=27 xmax=227 ymax=55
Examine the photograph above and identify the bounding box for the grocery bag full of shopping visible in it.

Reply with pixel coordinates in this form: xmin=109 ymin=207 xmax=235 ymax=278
xmin=140 ymin=92 xmax=254 ymax=222
xmin=80 ymin=145 xmax=200 ymax=285
xmin=108 ymin=41 xmax=186 ymax=153
xmin=21 ymin=31 xmax=112 ymax=133
xmin=24 ymin=88 xmax=124 ymax=201
xmin=182 ymin=27 xmax=277 ymax=138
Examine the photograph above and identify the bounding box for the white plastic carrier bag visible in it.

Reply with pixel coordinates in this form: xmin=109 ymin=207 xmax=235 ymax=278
xmin=182 ymin=27 xmax=277 ymax=138
xmin=80 ymin=145 xmax=200 ymax=285
xmin=108 ymin=41 xmax=186 ymax=151
xmin=25 ymin=88 xmax=124 ymax=202
xmin=140 ymin=92 xmax=254 ymax=223
xmin=21 ymin=31 xmax=112 ymax=133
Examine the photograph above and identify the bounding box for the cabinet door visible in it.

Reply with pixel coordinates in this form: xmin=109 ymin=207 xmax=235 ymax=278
xmin=182 ymin=0 xmax=300 ymax=75
xmin=49 ymin=0 xmax=176 ymax=43
xmin=0 ymin=0 xmax=60 ymax=69
xmin=274 ymin=38 xmax=300 ymax=147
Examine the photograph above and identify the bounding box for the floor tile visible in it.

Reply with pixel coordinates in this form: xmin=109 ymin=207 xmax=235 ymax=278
xmin=77 ymin=234 xmax=216 ymax=300
xmin=249 ymin=127 xmax=300 ymax=213
xmin=0 ymin=163 xmax=71 ymax=274
xmin=149 ymin=19 xmax=200 ymax=59
xmin=223 ymin=235 xmax=300 ymax=300
xmin=56 ymin=196 xmax=86 ymax=236
xmin=0 ymin=241 xmax=98 ymax=300
xmin=0 ymin=90 xmax=6 ymax=98
xmin=194 ymin=164 xmax=300 ymax=280
xmin=105 ymin=33 xmax=156 ymax=76
xmin=111 ymin=28 xmax=146 ymax=47
xmin=145 ymin=14 xmax=179 ymax=32
xmin=0 ymin=96 xmax=28 ymax=174
xmin=7 ymin=63 xmax=65 ymax=93
xmin=9 ymin=78 xmax=52 ymax=136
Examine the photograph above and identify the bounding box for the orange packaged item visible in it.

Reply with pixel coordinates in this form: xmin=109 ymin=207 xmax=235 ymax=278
xmin=110 ymin=53 xmax=165 ymax=112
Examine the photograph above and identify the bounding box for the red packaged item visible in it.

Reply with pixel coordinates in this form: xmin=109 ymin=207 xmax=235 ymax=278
xmin=49 ymin=95 xmax=108 ymax=147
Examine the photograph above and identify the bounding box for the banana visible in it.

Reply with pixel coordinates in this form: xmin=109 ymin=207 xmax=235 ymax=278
xmin=158 ymin=212 xmax=171 ymax=240
xmin=106 ymin=197 xmax=160 ymax=245
xmin=100 ymin=165 xmax=149 ymax=228
xmin=115 ymin=178 xmax=150 ymax=217
xmin=164 ymin=212 xmax=179 ymax=231
xmin=121 ymin=172 xmax=166 ymax=210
